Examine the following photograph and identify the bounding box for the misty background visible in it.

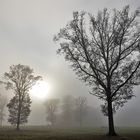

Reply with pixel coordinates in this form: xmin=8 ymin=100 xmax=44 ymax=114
xmin=0 ymin=0 xmax=140 ymax=127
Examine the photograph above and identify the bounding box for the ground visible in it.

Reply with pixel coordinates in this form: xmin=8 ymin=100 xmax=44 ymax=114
xmin=0 ymin=126 xmax=140 ymax=140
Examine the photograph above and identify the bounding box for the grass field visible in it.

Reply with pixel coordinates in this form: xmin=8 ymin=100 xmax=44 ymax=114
xmin=0 ymin=126 xmax=140 ymax=140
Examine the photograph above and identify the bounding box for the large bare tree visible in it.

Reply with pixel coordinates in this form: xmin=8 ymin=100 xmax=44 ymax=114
xmin=54 ymin=6 xmax=140 ymax=136
xmin=3 ymin=64 xmax=41 ymax=130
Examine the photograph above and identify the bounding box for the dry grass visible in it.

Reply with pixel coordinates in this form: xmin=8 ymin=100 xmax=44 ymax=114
xmin=0 ymin=126 xmax=139 ymax=140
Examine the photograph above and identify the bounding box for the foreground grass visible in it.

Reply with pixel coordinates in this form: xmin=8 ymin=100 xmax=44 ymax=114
xmin=0 ymin=126 xmax=140 ymax=140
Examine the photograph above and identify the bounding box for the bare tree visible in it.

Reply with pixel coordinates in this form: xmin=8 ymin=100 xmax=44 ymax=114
xmin=61 ymin=95 xmax=74 ymax=126
xmin=74 ymin=96 xmax=87 ymax=126
xmin=54 ymin=6 xmax=140 ymax=136
xmin=0 ymin=94 xmax=7 ymax=127
xmin=44 ymin=98 xmax=59 ymax=127
xmin=2 ymin=64 xmax=41 ymax=130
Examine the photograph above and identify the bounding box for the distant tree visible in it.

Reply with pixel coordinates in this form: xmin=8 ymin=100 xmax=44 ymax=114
xmin=54 ymin=6 xmax=140 ymax=136
xmin=3 ymin=64 xmax=41 ymax=130
xmin=44 ymin=98 xmax=59 ymax=126
xmin=0 ymin=94 xmax=7 ymax=126
xmin=61 ymin=95 xmax=74 ymax=126
xmin=74 ymin=96 xmax=87 ymax=126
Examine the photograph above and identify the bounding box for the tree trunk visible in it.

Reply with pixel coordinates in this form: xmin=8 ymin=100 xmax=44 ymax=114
xmin=79 ymin=118 xmax=82 ymax=127
xmin=0 ymin=110 xmax=3 ymax=127
xmin=107 ymin=97 xmax=117 ymax=136
xmin=79 ymin=114 xmax=83 ymax=127
xmin=16 ymin=97 xmax=21 ymax=131
xmin=16 ymin=122 xmax=20 ymax=131
xmin=0 ymin=118 xmax=2 ymax=127
xmin=16 ymin=108 xmax=20 ymax=131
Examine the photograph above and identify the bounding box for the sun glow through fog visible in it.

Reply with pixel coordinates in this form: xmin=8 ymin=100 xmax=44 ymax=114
xmin=30 ymin=81 xmax=51 ymax=100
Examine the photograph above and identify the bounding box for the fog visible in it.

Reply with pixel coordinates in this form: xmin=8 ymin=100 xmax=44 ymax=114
xmin=0 ymin=0 xmax=140 ymax=127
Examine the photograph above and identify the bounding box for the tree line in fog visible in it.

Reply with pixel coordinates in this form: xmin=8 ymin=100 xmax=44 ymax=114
xmin=0 ymin=5 xmax=140 ymax=136
xmin=0 ymin=64 xmax=102 ymax=130
xmin=44 ymin=95 xmax=88 ymax=127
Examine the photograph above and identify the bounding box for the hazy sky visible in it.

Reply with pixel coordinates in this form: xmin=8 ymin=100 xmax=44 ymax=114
xmin=0 ymin=0 xmax=140 ymax=126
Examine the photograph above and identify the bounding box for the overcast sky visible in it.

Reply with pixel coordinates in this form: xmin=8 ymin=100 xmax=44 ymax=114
xmin=0 ymin=0 xmax=140 ymax=125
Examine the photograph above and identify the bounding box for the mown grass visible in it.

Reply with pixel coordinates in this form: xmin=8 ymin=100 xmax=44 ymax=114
xmin=0 ymin=126 xmax=140 ymax=140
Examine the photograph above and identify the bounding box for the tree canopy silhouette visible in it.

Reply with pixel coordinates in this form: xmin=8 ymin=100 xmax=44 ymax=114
xmin=3 ymin=64 xmax=41 ymax=130
xmin=7 ymin=93 xmax=31 ymax=127
xmin=54 ymin=6 xmax=140 ymax=136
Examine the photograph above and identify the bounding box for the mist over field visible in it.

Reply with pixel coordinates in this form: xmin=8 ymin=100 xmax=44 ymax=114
xmin=0 ymin=1 xmax=140 ymax=140
xmin=0 ymin=0 xmax=140 ymax=127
